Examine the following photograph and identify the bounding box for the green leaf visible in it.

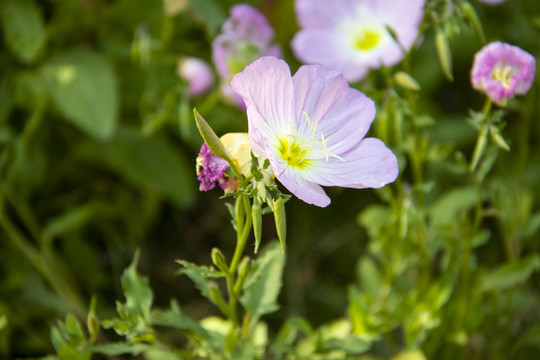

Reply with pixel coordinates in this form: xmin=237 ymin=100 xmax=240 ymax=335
xmin=392 ymin=349 xmax=428 ymax=360
xmin=489 ymin=126 xmax=510 ymax=151
xmin=43 ymin=201 xmax=108 ymax=242
xmin=357 ymin=257 xmax=382 ymax=297
xmin=480 ymin=254 xmax=540 ymax=292
xmin=189 ymin=0 xmax=226 ymax=37
xmin=357 ymin=204 xmax=390 ymax=238
xmin=42 ymin=47 xmax=118 ymax=140
xmin=88 ymin=343 xmax=152 ymax=356
xmin=122 ymin=250 xmax=153 ymax=320
xmin=176 ymin=260 xmax=223 ymax=302
xmin=430 ymin=186 xmax=479 ymax=227
xmin=1 ymin=0 xmax=46 ymax=63
xmin=461 ymin=2 xmax=486 ymax=43
xmin=240 ymin=241 xmax=285 ymax=319
xmin=144 ymin=349 xmax=183 ymax=360
xmin=151 ymin=301 xmax=209 ymax=337
xmin=77 ymin=127 xmax=195 ymax=207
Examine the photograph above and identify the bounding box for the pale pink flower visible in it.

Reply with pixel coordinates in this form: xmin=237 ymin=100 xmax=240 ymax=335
xmin=212 ymin=4 xmax=282 ymax=108
xmin=177 ymin=57 xmax=214 ymax=97
xmin=231 ymin=57 xmax=398 ymax=207
xmin=291 ymin=0 xmax=425 ymax=82
xmin=471 ymin=42 xmax=535 ymax=105
xmin=478 ymin=0 xmax=506 ymax=5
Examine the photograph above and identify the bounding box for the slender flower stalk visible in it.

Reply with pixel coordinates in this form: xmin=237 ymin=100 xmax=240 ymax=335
xmin=231 ymin=56 xmax=398 ymax=207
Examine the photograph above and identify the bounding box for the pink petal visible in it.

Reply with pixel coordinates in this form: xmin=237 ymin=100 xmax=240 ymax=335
xmin=231 ymin=57 xmax=295 ymax=156
xmin=292 ymin=64 xmax=376 ymax=154
xmin=295 ymin=0 xmax=359 ymax=28
xmin=302 ymin=138 xmax=399 ymax=189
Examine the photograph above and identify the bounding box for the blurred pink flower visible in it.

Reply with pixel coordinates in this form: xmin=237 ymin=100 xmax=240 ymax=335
xmin=177 ymin=57 xmax=214 ymax=97
xmin=212 ymin=4 xmax=281 ymax=109
xmin=291 ymin=0 xmax=425 ymax=82
xmin=477 ymin=0 xmax=506 ymax=5
xmin=471 ymin=41 xmax=535 ymax=105
xmin=231 ymin=56 xmax=398 ymax=207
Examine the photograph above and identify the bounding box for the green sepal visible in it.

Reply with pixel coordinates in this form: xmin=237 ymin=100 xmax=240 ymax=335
xmin=394 ymin=71 xmax=421 ymax=92
xmin=252 ymin=197 xmax=263 ymax=254
xmin=273 ymin=197 xmax=287 ymax=254
xmin=193 ymin=108 xmax=242 ymax=179
xmin=435 ymin=30 xmax=454 ymax=82
xmin=461 ymin=2 xmax=486 ymax=44
xmin=489 ymin=125 xmax=510 ymax=151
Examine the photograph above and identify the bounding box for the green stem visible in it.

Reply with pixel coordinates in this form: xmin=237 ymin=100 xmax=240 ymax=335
xmin=0 ymin=209 xmax=86 ymax=318
xmin=230 ymin=196 xmax=252 ymax=275
xmin=225 ymin=195 xmax=253 ymax=327
xmin=469 ymin=99 xmax=493 ymax=172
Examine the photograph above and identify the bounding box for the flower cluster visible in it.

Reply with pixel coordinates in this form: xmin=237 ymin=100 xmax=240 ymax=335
xmin=212 ymin=4 xmax=281 ymax=108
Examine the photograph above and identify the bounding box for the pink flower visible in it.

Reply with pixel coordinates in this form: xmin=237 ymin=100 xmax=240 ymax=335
xmin=291 ymin=0 xmax=425 ymax=82
xmin=231 ymin=56 xmax=398 ymax=207
xmin=197 ymin=143 xmax=229 ymax=191
xmin=471 ymin=41 xmax=535 ymax=105
xmin=478 ymin=0 xmax=506 ymax=5
xmin=212 ymin=4 xmax=282 ymax=108
xmin=177 ymin=57 xmax=214 ymax=97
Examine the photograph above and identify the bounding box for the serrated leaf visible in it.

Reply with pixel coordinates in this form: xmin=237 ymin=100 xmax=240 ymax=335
xmin=176 ymin=260 xmax=223 ymax=302
xmin=1 ymin=0 xmax=46 ymax=63
xmin=88 ymin=343 xmax=152 ymax=356
xmin=151 ymin=302 xmax=209 ymax=337
xmin=122 ymin=251 xmax=153 ymax=321
xmin=240 ymin=241 xmax=285 ymax=319
xmin=481 ymin=255 xmax=540 ymax=292
xmin=42 ymin=47 xmax=118 ymax=140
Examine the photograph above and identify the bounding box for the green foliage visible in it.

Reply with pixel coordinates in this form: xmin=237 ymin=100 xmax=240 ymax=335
xmin=1 ymin=0 xmax=540 ymax=359
xmin=42 ymin=48 xmax=118 ymax=141
xmin=1 ymin=0 xmax=46 ymax=63
xmin=240 ymin=241 xmax=285 ymax=320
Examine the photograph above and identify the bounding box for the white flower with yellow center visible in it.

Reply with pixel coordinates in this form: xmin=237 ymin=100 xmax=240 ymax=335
xmin=291 ymin=0 xmax=425 ymax=82
xmin=231 ymin=57 xmax=398 ymax=207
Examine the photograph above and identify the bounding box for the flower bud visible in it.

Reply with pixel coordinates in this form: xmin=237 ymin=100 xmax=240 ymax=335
xmin=273 ymin=197 xmax=287 ymax=253
xmin=177 ymin=57 xmax=214 ymax=97
xmin=234 ymin=257 xmax=250 ymax=295
xmin=252 ymin=198 xmax=262 ymax=253
xmin=211 ymin=248 xmax=229 ymax=275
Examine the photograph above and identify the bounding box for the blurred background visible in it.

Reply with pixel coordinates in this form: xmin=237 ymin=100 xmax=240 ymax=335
xmin=1 ymin=0 xmax=540 ymax=358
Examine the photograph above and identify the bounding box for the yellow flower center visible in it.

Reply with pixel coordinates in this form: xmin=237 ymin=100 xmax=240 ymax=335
xmin=355 ymin=29 xmax=381 ymax=50
xmin=277 ymin=137 xmax=311 ymax=169
xmin=491 ymin=63 xmax=514 ymax=89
